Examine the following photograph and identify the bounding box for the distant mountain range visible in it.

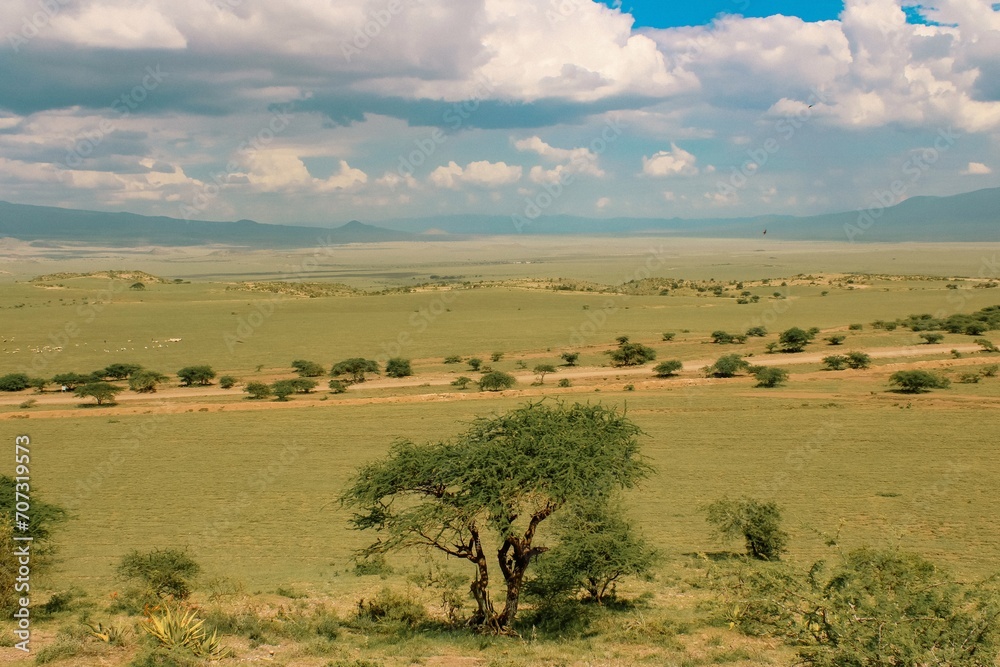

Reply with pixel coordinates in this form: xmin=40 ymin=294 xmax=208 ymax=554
xmin=1 ymin=186 xmax=997 ymax=246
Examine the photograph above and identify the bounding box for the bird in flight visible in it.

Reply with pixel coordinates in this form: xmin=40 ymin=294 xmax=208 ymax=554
xmin=762 ymin=229 xmax=767 ymax=235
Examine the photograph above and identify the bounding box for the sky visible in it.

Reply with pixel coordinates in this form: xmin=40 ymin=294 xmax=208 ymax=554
xmin=1 ymin=0 xmax=999 ymax=226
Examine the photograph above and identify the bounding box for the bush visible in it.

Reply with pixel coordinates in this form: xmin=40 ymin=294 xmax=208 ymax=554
xmin=705 ymin=497 xmax=788 ymax=560
xmin=331 ymin=358 xmax=380 ymax=383
xmin=707 ymin=354 xmax=751 ymax=378
xmin=889 ymin=370 xmax=951 ymax=393
xmin=291 ymin=360 xmax=326 ymax=377
xmin=560 ymin=351 xmax=580 ymax=366
xmin=467 ymin=357 xmax=482 ymax=371
xmin=959 ymin=372 xmax=981 ymax=384
xmin=845 ymin=351 xmax=872 ymax=369
xmin=479 ymin=371 xmax=516 ymax=392
xmin=607 ymin=336 xmax=657 ymax=367
xmin=920 ymin=332 xmax=944 ymax=344
xmin=328 ymin=380 xmax=348 ymax=393
xmin=244 ymin=382 xmax=272 ymax=400
xmin=982 ymin=364 xmax=999 ymax=378
xmin=355 ymin=588 xmax=426 ymax=628
xmin=653 ymin=360 xmax=683 ymax=377
xmin=385 ymin=358 xmax=412 ymax=378
xmin=824 ymin=335 xmax=846 ymax=346
xmin=745 ymin=326 xmax=767 ymax=338
xmin=778 ymin=327 xmax=814 ymax=353
xmin=975 ymin=338 xmax=999 ymax=353
xmin=491 ymin=352 xmax=504 ymax=362
xmin=450 ymin=376 xmax=472 ymax=390
xmin=129 ymin=370 xmax=169 ymax=393
xmin=752 ymin=366 xmax=788 ymax=388
xmin=661 ymin=332 xmax=676 ymax=341
xmin=443 ymin=355 xmax=462 ymax=364
xmin=822 ymin=355 xmax=848 ymax=371
xmin=177 ymin=366 xmax=215 ymax=386
xmin=218 ymin=376 xmax=237 ymax=389
xmin=118 ymin=549 xmax=200 ymax=600
xmin=0 ymin=373 xmax=31 ymax=392
xmin=848 ymin=323 xmax=863 ymax=330
xmin=558 ymin=378 xmax=571 ymax=388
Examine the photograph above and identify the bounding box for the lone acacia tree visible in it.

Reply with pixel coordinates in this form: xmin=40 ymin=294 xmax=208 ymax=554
xmin=340 ymin=401 xmax=651 ymax=634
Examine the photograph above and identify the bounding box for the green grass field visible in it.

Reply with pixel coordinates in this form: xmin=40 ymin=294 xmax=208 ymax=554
xmin=2 ymin=239 xmax=1000 ymax=666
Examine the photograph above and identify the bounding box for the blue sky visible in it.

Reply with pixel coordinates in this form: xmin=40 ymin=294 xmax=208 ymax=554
xmin=0 ymin=0 xmax=998 ymax=226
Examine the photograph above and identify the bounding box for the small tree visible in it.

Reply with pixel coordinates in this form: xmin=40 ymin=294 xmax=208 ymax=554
xmin=103 ymin=363 xmax=143 ymax=380
xmin=479 ymin=371 xmax=516 ymax=392
xmin=118 ymin=548 xmax=200 ymax=600
xmin=130 ymin=282 xmax=145 ymax=290
xmin=218 ymin=376 xmax=237 ymax=389
xmin=331 ymin=358 xmax=380 ymax=383
xmin=745 ymin=326 xmax=767 ymax=338
xmin=711 ymin=330 xmax=735 ymax=344
xmin=705 ymin=496 xmax=788 ymax=560
xmin=177 ymin=366 xmax=216 ymax=386
xmin=491 ymin=352 xmax=504 ymax=362
xmin=920 ymin=332 xmax=944 ymax=344
xmin=0 ymin=373 xmax=31 ymax=392
xmin=765 ymin=342 xmax=779 ymax=354
xmin=607 ymin=338 xmax=656 ymax=367
xmin=653 ymin=360 xmax=683 ymax=377
xmin=29 ymin=377 xmax=49 ymax=393
xmin=825 ymin=335 xmax=846 ymax=346
xmin=385 ymin=358 xmax=413 ymax=378
xmin=341 ymin=402 xmax=652 ymax=633
xmin=291 ymin=360 xmax=326 ymax=377
xmin=129 ymin=370 xmax=169 ymax=393
xmin=889 ymin=370 xmax=950 ymax=393
xmin=975 ymin=338 xmax=999 ymax=353
xmin=272 ymin=380 xmax=296 ymax=401
xmin=779 ymin=327 xmax=814 ymax=353
xmin=846 ymin=351 xmax=872 ymax=369
xmin=533 ymin=364 xmax=556 ymax=384
xmin=52 ymin=372 xmax=94 ymax=390
xmin=244 ymin=382 xmax=272 ymax=400
xmin=752 ymin=366 xmax=788 ymax=388
xmin=328 ymin=380 xmax=348 ymax=394
xmin=560 ymin=352 xmax=580 ymax=366
xmin=467 ymin=357 xmax=483 ymax=372
xmin=75 ymin=382 xmax=123 ymax=405
xmin=444 ymin=355 xmax=462 ymax=364
xmin=707 ymin=354 xmax=751 ymax=378
xmin=822 ymin=355 xmax=849 ymax=371
xmin=451 ymin=376 xmax=473 ymax=390
xmin=661 ymin=332 xmax=676 ymax=341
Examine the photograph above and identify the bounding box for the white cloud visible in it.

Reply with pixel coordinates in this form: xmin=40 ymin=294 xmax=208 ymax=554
xmin=642 ymin=144 xmax=699 ymax=177
xmin=596 ymin=196 xmax=611 ymax=209
xmin=963 ymin=161 xmax=993 ymax=174
xmin=515 ymin=136 xmax=605 ymax=183
xmin=49 ymin=4 xmax=188 ymax=50
xmin=244 ymin=151 xmax=366 ymax=193
xmin=429 ymin=160 xmax=522 ymax=189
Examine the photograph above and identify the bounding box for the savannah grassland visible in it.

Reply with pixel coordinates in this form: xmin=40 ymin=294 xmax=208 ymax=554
xmin=2 ymin=237 xmax=1000 ymax=667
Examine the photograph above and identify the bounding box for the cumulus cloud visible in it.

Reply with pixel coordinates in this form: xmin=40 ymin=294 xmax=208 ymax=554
xmin=429 ymin=160 xmax=522 ymax=188
xmin=514 ymin=135 xmax=605 ymax=183
xmin=642 ymin=144 xmax=700 ymax=177
xmin=244 ymin=151 xmax=366 ymax=193
xmin=963 ymin=161 xmax=993 ymax=174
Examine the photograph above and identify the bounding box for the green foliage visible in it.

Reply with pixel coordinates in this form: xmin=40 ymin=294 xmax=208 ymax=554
xmin=177 ymin=365 xmax=215 ymax=386
xmin=272 ymin=380 xmax=296 ymax=401
xmin=479 ymin=370 xmax=516 ymax=392
xmin=291 ymin=360 xmax=327 ymax=377
xmin=982 ymin=364 xmax=1000 ymax=377
xmin=752 ymin=366 xmax=788 ymax=388
xmin=707 ymin=354 xmax=751 ymax=378
xmin=959 ymin=372 xmax=981 ymax=384
xmin=355 ymin=588 xmax=427 ymax=628
xmin=0 ymin=373 xmax=31 ymax=391
xmin=385 ymin=357 xmax=413 ymax=378
xmin=118 ymin=548 xmax=201 ymax=600
xmin=607 ymin=337 xmax=657 ymax=367
xmin=889 ymin=370 xmax=951 ymax=393
xmin=129 ymin=370 xmax=169 ymax=393
xmin=975 ymin=338 xmax=999 ymax=353
xmin=443 ymin=355 xmax=462 ymax=364
xmin=467 ymin=357 xmax=483 ymax=371
xmin=558 ymin=378 xmax=571 ymax=388
xmin=824 ymin=335 xmax=846 ymax=346
xmin=661 ymin=332 xmax=676 ymax=341
xmin=340 ymin=401 xmax=651 ymax=632
xmin=533 ymin=364 xmax=557 ymax=383
xmin=719 ymin=548 xmax=1000 ymax=667
xmin=0 ymin=476 xmax=67 ymax=547
xmin=103 ymin=363 xmax=143 ymax=380
xmin=560 ymin=351 xmax=580 ymax=366
xmin=745 ymin=326 xmax=767 ymax=338
xmin=140 ymin=604 xmax=231 ymax=658
xmin=846 ymin=351 xmax=872 ymax=369
xmin=450 ymin=376 xmax=472 ymax=390
xmin=705 ymin=497 xmax=788 ymax=560
xmin=328 ymin=379 xmax=348 ymax=394
xmin=822 ymin=355 xmax=848 ymax=371
xmin=848 ymin=323 xmax=863 ymax=330
xmin=779 ymin=327 xmax=814 ymax=353
xmin=244 ymin=382 xmax=271 ymax=400
xmin=218 ymin=376 xmax=237 ymax=389
xmin=51 ymin=372 xmax=96 ymax=390
xmin=331 ymin=358 xmax=380 ymax=383
xmin=653 ymin=360 xmax=683 ymax=377
xmin=920 ymin=332 xmax=944 ymax=344
xmin=528 ymin=500 xmax=657 ymax=604
xmin=74 ymin=381 xmax=123 ymax=405
xmin=491 ymin=352 xmax=504 ymax=362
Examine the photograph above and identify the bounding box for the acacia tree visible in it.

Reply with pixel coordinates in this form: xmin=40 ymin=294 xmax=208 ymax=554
xmin=533 ymin=364 xmax=556 ymax=384
xmin=177 ymin=365 xmax=216 ymax=386
xmin=341 ymin=402 xmax=652 ymax=634
xmin=128 ymin=370 xmax=169 ymax=393
xmin=331 ymin=358 xmax=380 ymax=383
xmin=607 ymin=337 xmax=657 ymax=367
xmin=75 ymin=382 xmax=123 ymax=405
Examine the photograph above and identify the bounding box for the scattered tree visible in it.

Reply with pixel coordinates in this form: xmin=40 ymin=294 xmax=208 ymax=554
xmin=118 ymin=548 xmax=200 ymax=600
xmin=607 ymin=337 xmax=657 ymax=367
xmin=218 ymin=376 xmax=237 ymax=389
xmin=533 ymin=364 xmax=556 ymax=384
xmin=0 ymin=373 xmax=31 ymax=392
xmin=752 ymin=366 xmax=788 ymax=388
xmin=331 ymin=358 xmax=380 ymax=383
xmin=291 ymin=360 xmax=326 ymax=377
xmin=707 ymin=354 xmax=751 ymax=378
xmin=653 ymin=360 xmax=683 ymax=377
xmin=824 ymin=335 xmax=846 ymax=346
xmin=451 ymin=376 xmax=473 ymax=390
xmin=130 ymin=282 xmax=145 ymax=291
xmin=557 ymin=378 xmax=571 ymax=388
xmin=661 ymin=332 xmax=676 ymax=341
xmin=491 ymin=352 xmax=504 ymax=362
xmin=889 ymin=370 xmax=950 ymax=393
xmin=981 ymin=364 xmax=999 ymax=378
xmin=765 ymin=342 xmax=779 ymax=354
xmin=385 ymin=358 xmax=413 ymax=378
xmin=822 ymin=355 xmax=849 ymax=371
xmin=920 ymin=332 xmax=944 ymax=345
xmin=75 ymin=382 xmax=123 ymax=405
xmin=272 ymin=380 xmax=296 ymax=401
xmin=479 ymin=371 xmax=517 ymax=392
xmin=177 ymin=365 xmax=216 ymax=386
xmin=102 ymin=363 xmax=143 ymax=380
xmin=244 ymin=382 xmax=272 ymax=400
xmin=129 ymin=370 xmax=169 ymax=393
xmin=705 ymin=496 xmax=788 ymax=560
xmin=52 ymin=372 xmax=96 ymax=390
xmin=975 ymin=338 xmax=999 ymax=353
xmin=444 ymin=355 xmax=463 ymax=364
xmin=340 ymin=402 xmax=652 ymax=633
xmin=560 ymin=352 xmax=580 ymax=367
xmin=468 ymin=358 xmax=483 ymax=372
xmin=745 ymin=326 xmax=768 ymax=338
xmin=846 ymin=351 xmax=872 ymax=369
xmin=328 ymin=380 xmax=348 ymax=394
xmin=779 ymin=327 xmax=814 ymax=353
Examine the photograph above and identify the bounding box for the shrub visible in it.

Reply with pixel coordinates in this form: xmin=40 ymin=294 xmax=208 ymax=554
xmin=450 ymin=376 xmax=472 ymax=390
xmin=443 ymin=355 xmax=462 ymax=364
xmin=745 ymin=326 xmax=767 ymax=338
xmin=848 ymin=323 xmax=863 ymax=330
xmin=218 ymin=376 xmax=237 ymax=389
xmin=118 ymin=549 xmax=200 ymax=600
xmin=560 ymin=351 xmax=580 ymax=366
xmin=558 ymin=378 xmax=571 ymax=388
xmin=331 ymin=358 xmax=380 ymax=383
xmin=959 ymin=372 xmax=981 ymax=384
xmin=824 ymin=335 xmax=846 ymax=346
xmin=982 ymin=364 xmax=999 ymax=378
xmin=752 ymin=366 xmax=788 ymax=388
xmin=291 ymin=360 xmax=326 ymax=377
xmin=356 ymin=588 xmax=426 ymax=628
xmin=778 ymin=327 xmax=814 ymax=353
xmin=975 ymin=338 xmax=999 ymax=353
xmin=491 ymin=352 xmax=504 ymax=362
xmin=889 ymin=370 xmax=951 ymax=393
xmin=653 ymin=360 xmax=683 ymax=377
xmin=845 ymin=351 xmax=872 ymax=369
xmin=479 ymin=371 xmax=516 ymax=392
xmin=140 ymin=605 xmax=231 ymax=658
xmin=177 ymin=366 xmax=215 ymax=386
xmin=711 ymin=330 xmax=735 ymax=344
xmin=129 ymin=370 xmax=169 ymax=393
xmin=244 ymin=382 xmax=271 ymax=400
xmin=467 ymin=357 xmax=482 ymax=371
xmin=328 ymin=380 xmax=347 ymax=394
xmin=0 ymin=373 xmax=31 ymax=392
xmin=920 ymin=332 xmax=944 ymax=344
xmin=707 ymin=354 xmax=751 ymax=378
xmin=661 ymin=332 xmax=676 ymax=341
xmin=705 ymin=497 xmax=788 ymax=561
xmin=385 ymin=358 xmax=412 ymax=378
xmin=822 ymin=355 xmax=848 ymax=371
xmin=607 ymin=337 xmax=657 ymax=367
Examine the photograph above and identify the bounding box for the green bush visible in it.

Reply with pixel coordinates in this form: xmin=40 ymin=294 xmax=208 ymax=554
xmin=752 ymin=366 xmax=788 ymax=388
xmin=889 ymin=370 xmax=950 ymax=393
xmin=218 ymin=376 xmax=237 ymax=389
xmin=479 ymin=370 xmax=516 ymax=392
xmin=653 ymin=360 xmax=683 ymax=377
xmin=244 ymin=382 xmax=272 ymax=400
xmin=705 ymin=497 xmax=788 ymax=560
xmin=0 ymin=373 xmax=31 ymax=391
xmin=706 ymin=354 xmax=751 ymax=378
xmin=822 ymin=355 xmax=848 ymax=371
xmin=355 ymin=588 xmax=426 ymax=628
xmin=117 ymin=548 xmax=200 ymax=600
xmin=385 ymin=358 xmax=413 ymax=378
xmin=607 ymin=336 xmax=657 ymax=367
